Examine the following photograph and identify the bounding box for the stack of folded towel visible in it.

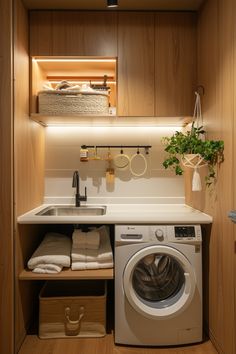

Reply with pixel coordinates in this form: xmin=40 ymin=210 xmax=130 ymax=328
xmin=71 ymin=226 xmax=113 ymax=270
xmin=27 ymin=232 xmax=71 ymax=274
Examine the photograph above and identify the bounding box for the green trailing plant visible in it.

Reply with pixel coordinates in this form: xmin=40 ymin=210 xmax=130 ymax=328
xmin=162 ymin=123 xmax=224 ymax=186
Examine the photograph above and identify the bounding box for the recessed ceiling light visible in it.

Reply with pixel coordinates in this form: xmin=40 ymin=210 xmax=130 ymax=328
xmin=107 ymin=0 xmax=118 ymax=8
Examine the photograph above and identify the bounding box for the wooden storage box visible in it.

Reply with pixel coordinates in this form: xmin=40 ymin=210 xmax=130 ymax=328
xmin=38 ymin=90 xmax=109 ymax=115
xmin=39 ymin=280 xmax=107 ymax=339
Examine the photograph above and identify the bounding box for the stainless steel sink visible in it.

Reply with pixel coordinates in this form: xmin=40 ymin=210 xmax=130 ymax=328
xmin=36 ymin=205 xmax=106 ymax=216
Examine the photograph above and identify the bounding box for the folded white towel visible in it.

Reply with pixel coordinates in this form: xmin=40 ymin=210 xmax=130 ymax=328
xmin=27 ymin=233 xmax=71 ymax=273
xmin=71 ymin=261 xmax=113 ymax=270
xmin=71 ymin=226 xmax=112 ymax=262
xmin=32 ymin=264 xmax=63 ymax=274
xmin=72 ymin=229 xmax=100 ymax=250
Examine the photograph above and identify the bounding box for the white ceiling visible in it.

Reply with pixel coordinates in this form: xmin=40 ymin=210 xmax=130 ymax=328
xmin=22 ymin=0 xmax=205 ymax=11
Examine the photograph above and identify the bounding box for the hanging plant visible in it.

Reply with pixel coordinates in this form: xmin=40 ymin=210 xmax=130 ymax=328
xmin=162 ymin=123 xmax=224 ymax=188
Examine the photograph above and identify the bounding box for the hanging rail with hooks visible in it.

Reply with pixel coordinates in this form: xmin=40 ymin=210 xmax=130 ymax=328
xmin=81 ymin=145 xmax=152 ymax=149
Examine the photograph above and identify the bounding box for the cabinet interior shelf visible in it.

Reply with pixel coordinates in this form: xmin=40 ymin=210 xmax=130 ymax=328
xmin=30 ymin=114 xmax=192 ymax=127
xmin=19 ymin=268 xmax=114 ymax=280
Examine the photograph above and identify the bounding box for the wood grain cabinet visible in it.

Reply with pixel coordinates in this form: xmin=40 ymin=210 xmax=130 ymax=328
xmin=117 ymin=12 xmax=197 ymax=117
xmin=30 ymin=11 xmax=197 ymax=119
xmin=117 ymin=12 xmax=155 ymax=117
xmin=155 ymin=13 xmax=197 ymax=117
xmin=30 ymin=11 xmax=117 ymax=56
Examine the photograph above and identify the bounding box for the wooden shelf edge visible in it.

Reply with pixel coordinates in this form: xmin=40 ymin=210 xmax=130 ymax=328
xmin=19 ymin=268 xmax=114 ymax=280
xmin=30 ymin=114 xmax=192 ymax=127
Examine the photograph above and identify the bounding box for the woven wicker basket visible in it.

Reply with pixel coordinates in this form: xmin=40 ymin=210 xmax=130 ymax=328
xmin=39 ymin=280 xmax=107 ymax=339
xmin=38 ymin=90 xmax=109 ymax=115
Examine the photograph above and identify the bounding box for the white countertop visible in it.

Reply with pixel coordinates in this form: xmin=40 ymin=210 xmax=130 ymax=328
xmin=17 ymin=203 xmax=212 ymax=224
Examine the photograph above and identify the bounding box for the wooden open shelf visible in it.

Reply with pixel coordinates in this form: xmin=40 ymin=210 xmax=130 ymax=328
xmin=19 ymin=268 xmax=114 ymax=280
xmin=30 ymin=114 xmax=192 ymax=127
xmin=30 ymin=57 xmax=117 ymax=116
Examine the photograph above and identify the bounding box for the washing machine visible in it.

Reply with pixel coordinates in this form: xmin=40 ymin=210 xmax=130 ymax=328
xmin=114 ymin=224 xmax=202 ymax=346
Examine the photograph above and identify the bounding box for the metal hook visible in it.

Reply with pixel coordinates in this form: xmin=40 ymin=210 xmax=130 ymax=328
xmin=196 ymin=85 xmax=205 ymax=96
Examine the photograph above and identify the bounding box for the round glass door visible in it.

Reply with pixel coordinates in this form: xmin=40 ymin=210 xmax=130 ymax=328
xmin=123 ymin=245 xmax=196 ymax=319
xmin=132 ymin=253 xmax=185 ymax=303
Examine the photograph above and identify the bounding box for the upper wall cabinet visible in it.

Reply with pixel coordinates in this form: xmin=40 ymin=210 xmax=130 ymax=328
xmin=29 ymin=10 xmax=197 ymax=121
xmin=30 ymin=11 xmax=118 ymax=56
xmin=117 ymin=13 xmax=155 ymax=117
xmin=155 ymin=13 xmax=197 ymax=117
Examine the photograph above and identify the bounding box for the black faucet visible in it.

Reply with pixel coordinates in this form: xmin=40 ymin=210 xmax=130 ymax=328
xmin=72 ymin=171 xmax=87 ymax=207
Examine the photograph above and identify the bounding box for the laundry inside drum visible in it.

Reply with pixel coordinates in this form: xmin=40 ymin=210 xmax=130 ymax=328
xmin=132 ymin=253 xmax=185 ymax=302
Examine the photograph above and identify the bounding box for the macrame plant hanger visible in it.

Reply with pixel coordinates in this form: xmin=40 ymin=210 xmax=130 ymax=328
xmin=181 ymin=90 xmax=207 ymax=192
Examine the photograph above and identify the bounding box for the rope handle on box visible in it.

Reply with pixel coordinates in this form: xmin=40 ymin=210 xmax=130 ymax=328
xmin=64 ymin=306 xmax=84 ymax=335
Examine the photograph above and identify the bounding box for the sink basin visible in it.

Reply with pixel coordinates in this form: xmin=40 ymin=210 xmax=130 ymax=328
xmin=36 ymin=205 xmax=106 ymax=216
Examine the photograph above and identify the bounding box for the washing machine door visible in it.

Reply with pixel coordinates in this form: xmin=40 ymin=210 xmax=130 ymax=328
xmin=123 ymin=245 xmax=196 ymax=320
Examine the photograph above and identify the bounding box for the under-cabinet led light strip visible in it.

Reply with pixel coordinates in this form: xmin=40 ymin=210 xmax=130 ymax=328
xmin=49 ymin=81 xmax=116 ymax=85
xmin=34 ymin=58 xmax=116 ymax=63
xmin=45 ymin=125 xmax=183 ymax=130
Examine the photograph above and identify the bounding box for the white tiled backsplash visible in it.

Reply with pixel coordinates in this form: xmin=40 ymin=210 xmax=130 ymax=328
xmin=45 ymin=126 xmax=184 ymax=203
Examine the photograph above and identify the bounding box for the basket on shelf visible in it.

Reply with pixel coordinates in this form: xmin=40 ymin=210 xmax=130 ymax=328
xmin=38 ymin=90 xmax=109 ymax=115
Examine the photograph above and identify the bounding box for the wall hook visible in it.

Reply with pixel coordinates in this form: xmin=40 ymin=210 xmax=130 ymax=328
xmin=196 ymin=85 xmax=205 ymax=96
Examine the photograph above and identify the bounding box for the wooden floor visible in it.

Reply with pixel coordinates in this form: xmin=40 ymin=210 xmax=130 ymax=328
xmin=18 ymin=334 xmax=218 ymax=354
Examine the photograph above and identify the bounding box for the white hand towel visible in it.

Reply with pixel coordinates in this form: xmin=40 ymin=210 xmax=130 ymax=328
xmin=72 ymin=229 xmax=86 ymax=243
xmin=86 ymin=230 xmax=100 ymax=249
xmin=72 ymin=229 xmax=100 ymax=250
xmin=27 ymin=232 xmax=71 ymax=270
xmin=32 ymin=264 xmax=63 ymax=274
xmin=71 ymin=226 xmax=112 ymax=262
xmin=71 ymin=261 xmax=113 ymax=271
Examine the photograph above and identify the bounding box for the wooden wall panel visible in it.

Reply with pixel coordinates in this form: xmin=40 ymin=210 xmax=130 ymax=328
xmin=0 ymin=0 xmax=14 ymax=353
xmin=14 ymin=0 xmax=45 ymax=351
xmin=118 ymin=12 xmax=155 ymax=116
xmin=233 ymin=1 xmax=236 ymax=354
xmin=188 ymin=0 xmax=236 ymax=353
xmin=30 ymin=60 xmax=47 ymax=114
xmin=215 ymin=1 xmax=235 ymax=350
xmin=15 ymin=5 xmax=45 ymax=217
xmin=155 ymin=13 xmax=197 ymax=117
xmin=30 ymin=11 xmax=53 ymax=56
xmin=30 ymin=11 xmax=117 ymax=57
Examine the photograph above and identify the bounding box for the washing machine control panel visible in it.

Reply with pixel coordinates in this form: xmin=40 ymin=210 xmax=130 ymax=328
xmin=150 ymin=226 xmax=166 ymax=242
xmin=174 ymin=226 xmax=195 ymax=238
xmin=168 ymin=225 xmax=202 ymax=242
xmin=155 ymin=228 xmax=164 ymax=241
xmin=149 ymin=225 xmax=202 ymax=243
xmin=115 ymin=225 xmax=202 ymax=244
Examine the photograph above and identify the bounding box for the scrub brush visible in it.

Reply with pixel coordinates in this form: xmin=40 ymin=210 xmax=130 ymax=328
xmin=106 ymin=150 xmax=115 ymax=184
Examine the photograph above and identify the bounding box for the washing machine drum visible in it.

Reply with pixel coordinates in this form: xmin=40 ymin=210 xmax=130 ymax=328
xmin=123 ymin=245 xmax=196 ymax=320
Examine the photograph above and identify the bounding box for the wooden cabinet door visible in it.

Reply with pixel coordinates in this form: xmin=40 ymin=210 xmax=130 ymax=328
xmin=118 ymin=12 xmax=155 ymax=116
xmin=30 ymin=11 xmax=117 ymax=57
xmin=52 ymin=11 xmax=117 ymax=56
xmin=155 ymin=13 xmax=197 ymax=117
